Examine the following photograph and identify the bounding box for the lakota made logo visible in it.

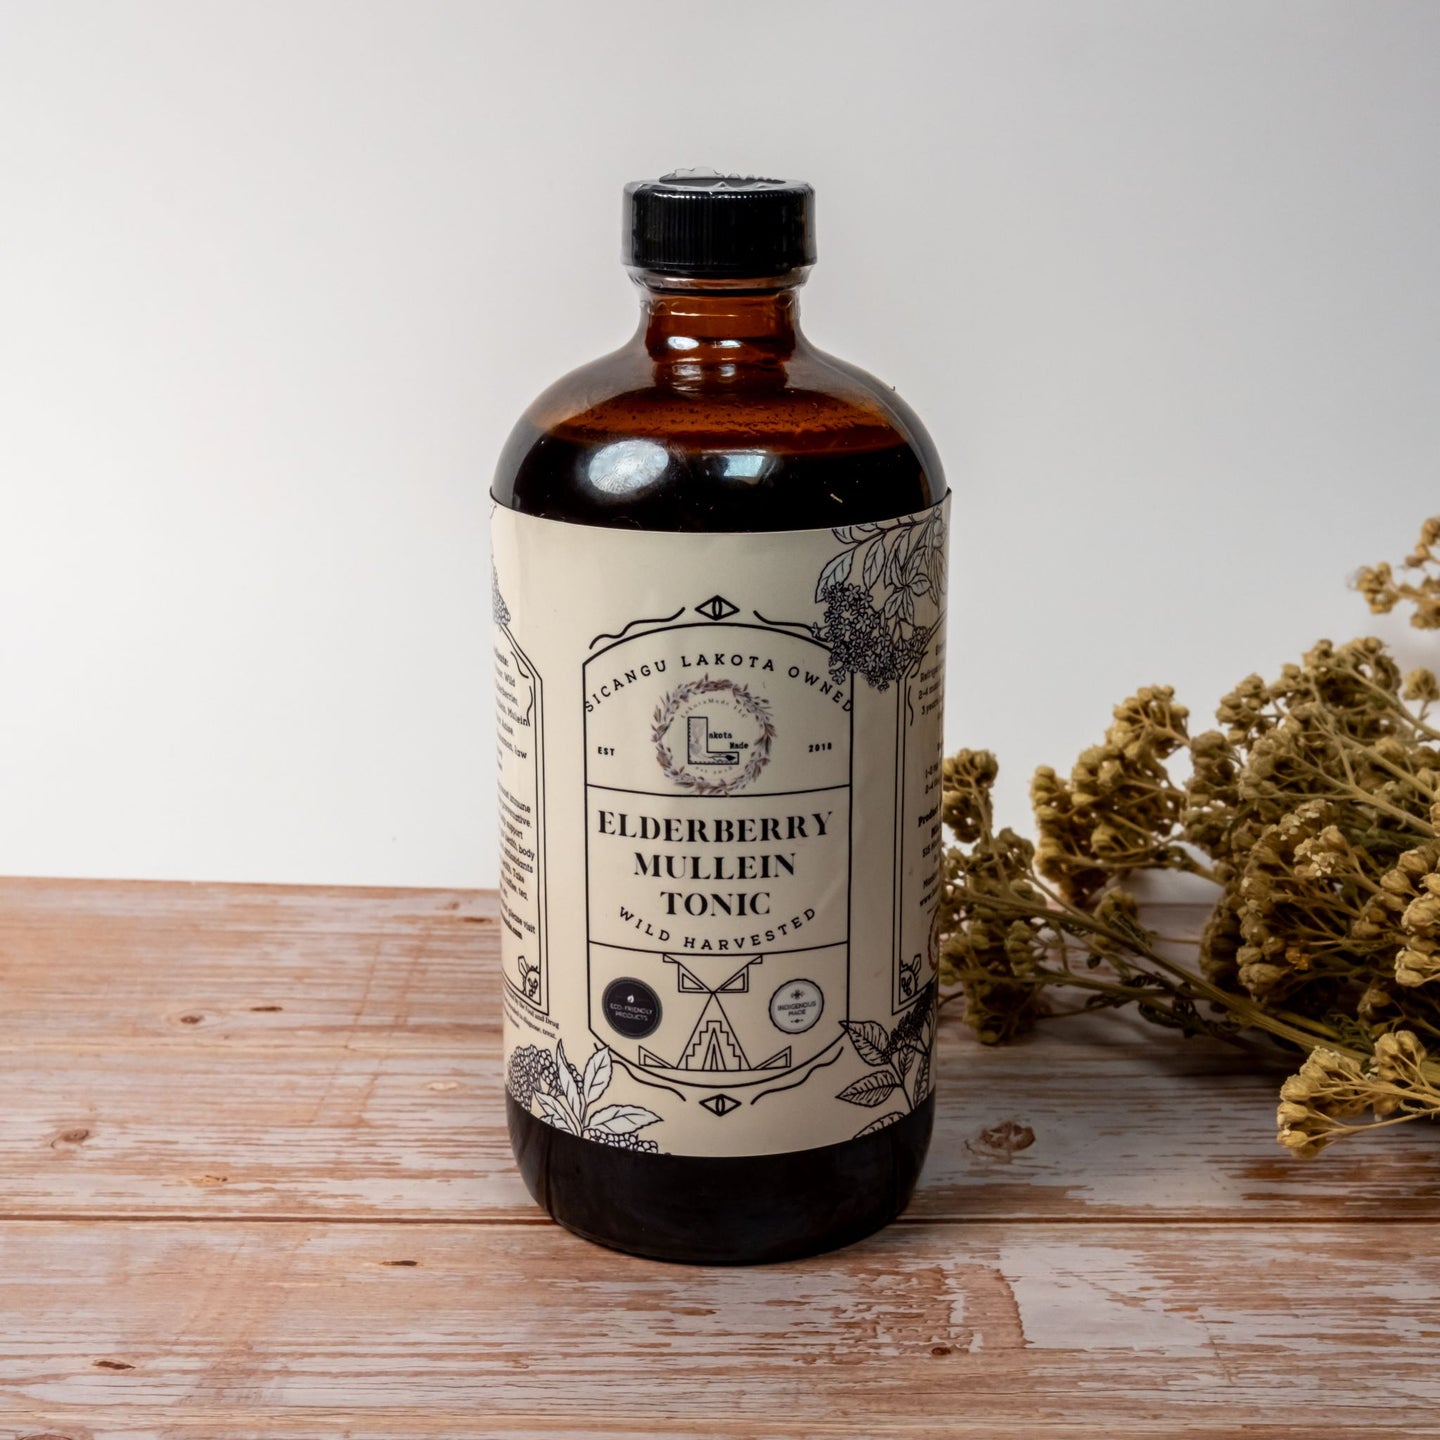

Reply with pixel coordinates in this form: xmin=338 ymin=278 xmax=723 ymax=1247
xmin=651 ymin=674 xmax=775 ymax=796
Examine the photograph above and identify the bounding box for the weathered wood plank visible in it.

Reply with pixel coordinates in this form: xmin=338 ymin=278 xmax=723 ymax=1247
xmin=0 ymin=1220 xmax=1433 ymax=1437
xmin=0 ymin=877 xmax=495 ymax=1048
xmin=5 ymin=1026 xmax=1439 ymax=1223
xmin=1 ymin=879 xmax=1436 ymax=1224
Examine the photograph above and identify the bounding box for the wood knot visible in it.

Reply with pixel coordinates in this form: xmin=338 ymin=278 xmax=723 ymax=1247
xmin=177 ymin=1013 xmax=204 ymax=1025
xmin=930 ymin=1345 xmax=953 ymax=1357
xmin=93 ymin=1359 xmax=134 ymax=1371
xmin=50 ymin=1127 xmax=91 ymax=1149
xmin=249 ymin=1004 xmax=283 ymax=1013
xmin=966 ymin=1119 xmax=1036 ymax=1163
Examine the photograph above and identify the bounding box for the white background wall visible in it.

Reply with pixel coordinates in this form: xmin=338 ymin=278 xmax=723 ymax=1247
xmin=2 ymin=1 xmax=1436 ymax=888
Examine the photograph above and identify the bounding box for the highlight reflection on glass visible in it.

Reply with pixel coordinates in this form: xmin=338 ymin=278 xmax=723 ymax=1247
xmin=586 ymin=439 xmax=670 ymax=496
xmin=719 ymin=451 xmax=773 ymax=481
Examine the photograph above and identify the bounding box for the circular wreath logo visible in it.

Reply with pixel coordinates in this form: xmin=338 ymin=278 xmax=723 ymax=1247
xmin=652 ymin=675 xmax=775 ymax=796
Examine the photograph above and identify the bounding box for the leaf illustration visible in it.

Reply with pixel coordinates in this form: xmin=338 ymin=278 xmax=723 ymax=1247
xmin=842 ymin=1020 xmax=890 ymax=1068
xmin=535 ymin=1090 xmax=580 ymax=1135
xmin=853 ymin=1112 xmax=906 ymax=1137
xmin=886 ymin=526 xmax=913 ymax=584
xmin=837 ymin=1069 xmax=901 ymax=1107
xmin=555 ymin=1039 xmax=584 ymax=1122
xmin=886 ymin=1023 xmax=917 ymax=1060
xmin=585 ymin=1103 xmax=663 ymax=1136
xmin=913 ymin=1049 xmax=932 ymax=1104
xmin=815 ymin=549 xmax=852 ymax=600
xmin=582 ymin=1045 xmax=612 ymax=1106
xmin=862 ymin=537 xmax=886 ymax=588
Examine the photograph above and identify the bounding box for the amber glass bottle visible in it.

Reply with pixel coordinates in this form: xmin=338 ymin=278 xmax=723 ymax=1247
xmin=493 ymin=172 xmax=947 ymax=1263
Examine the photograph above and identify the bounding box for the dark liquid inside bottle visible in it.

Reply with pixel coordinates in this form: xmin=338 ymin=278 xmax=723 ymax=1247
xmin=497 ymin=426 xmax=934 ymax=531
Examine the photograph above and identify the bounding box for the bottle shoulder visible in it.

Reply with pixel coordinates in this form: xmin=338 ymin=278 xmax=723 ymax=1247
xmin=493 ymin=341 xmax=946 ymax=531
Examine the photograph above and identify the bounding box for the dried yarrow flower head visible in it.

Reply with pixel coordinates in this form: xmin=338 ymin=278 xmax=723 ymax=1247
xmin=1032 ymin=686 xmax=1200 ymax=907
xmin=1232 ymin=800 xmax=1382 ymax=1004
xmin=938 ymin=751 xmax=1051 ymax=1044
xmin=1355 ymin=516 xmax=1440 ymax=629
xmin=1380 ymin=842 xmax=1440 ymax=988
xmin=1403 ymin=667 xmax=1440 ymax=710
xmin=1369 ymin=1028 xmax=1429 ymax=1116
xmin=1180 ymin=637 xmax=1440 ymax=998
xmin=1276 ymin=1048 xmax=1374 ymax=1157
xmin=941 ymin=749 xmax=998 ymax=844
xmin=1276 ymin=1030 xmax=1440 ymax=1155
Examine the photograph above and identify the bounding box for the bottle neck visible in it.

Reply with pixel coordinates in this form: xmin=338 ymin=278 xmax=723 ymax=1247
xmin=632 ymin=269 xmax=808 ymax=362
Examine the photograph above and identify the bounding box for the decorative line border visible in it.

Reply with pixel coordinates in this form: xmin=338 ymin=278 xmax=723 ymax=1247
xmin=750 ymin=609 xmax=819 ymax=635
xmin=588 ymin=608 xmax=686 ymax=651
xmin=607 ymin=1058 xmax=691 ymax=1103
xmin=744 ymin=1043 xmax=845 ymax=1105
xmin=496 ymin=619 xmax=550 ymax=1017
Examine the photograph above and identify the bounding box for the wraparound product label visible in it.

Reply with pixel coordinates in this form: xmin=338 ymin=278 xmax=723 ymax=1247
xmin=493 ymin=497 xmax=948 ymax=1158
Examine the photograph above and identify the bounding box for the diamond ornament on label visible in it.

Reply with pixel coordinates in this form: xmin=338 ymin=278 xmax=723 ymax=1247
xmin=694 ymin=594 xmax=740 ymax=621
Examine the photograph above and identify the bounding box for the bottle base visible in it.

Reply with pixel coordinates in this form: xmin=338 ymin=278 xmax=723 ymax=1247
xmin=507 ymin=1092 xmax=934 ymax=1265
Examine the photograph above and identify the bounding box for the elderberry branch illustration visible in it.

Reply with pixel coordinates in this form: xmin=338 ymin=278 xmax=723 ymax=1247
xmin=522 ymin=1039 xmax=665 ymax=1151
xmin=835 ymin=983 xmax=936 ymax=1116
xmin=813 ymin=512 xmax=947 ymax=691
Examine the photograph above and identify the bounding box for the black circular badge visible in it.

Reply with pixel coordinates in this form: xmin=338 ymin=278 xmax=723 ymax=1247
xmin=601 ymin=977 xmax=662 ymax=1039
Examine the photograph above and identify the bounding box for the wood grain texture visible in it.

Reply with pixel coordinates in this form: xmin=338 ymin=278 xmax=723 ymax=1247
xmin=1 ymin=877 xmax=1436 ymax=1439
xmin=0 ymin=1221 xmax=1436 ymax=1438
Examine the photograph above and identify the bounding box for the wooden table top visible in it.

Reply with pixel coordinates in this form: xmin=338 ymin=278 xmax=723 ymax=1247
xmin=0 ymin=877 xmax=1435 ymax=1438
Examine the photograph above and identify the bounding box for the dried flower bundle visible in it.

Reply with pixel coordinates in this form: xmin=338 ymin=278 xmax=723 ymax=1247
xmin=938 ymin=518 xmax=1440 ymax=1155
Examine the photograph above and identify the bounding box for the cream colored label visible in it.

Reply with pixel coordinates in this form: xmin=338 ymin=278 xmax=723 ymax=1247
xmin=493 ymin=498 xmax=948 ymax=1158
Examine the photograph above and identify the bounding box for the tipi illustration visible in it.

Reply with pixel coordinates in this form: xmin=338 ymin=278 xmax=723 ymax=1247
xmin=634 ymin=955 xmax=792 ymax=1076
xmin=678 ymin=994 xmax=751 ymax=1071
